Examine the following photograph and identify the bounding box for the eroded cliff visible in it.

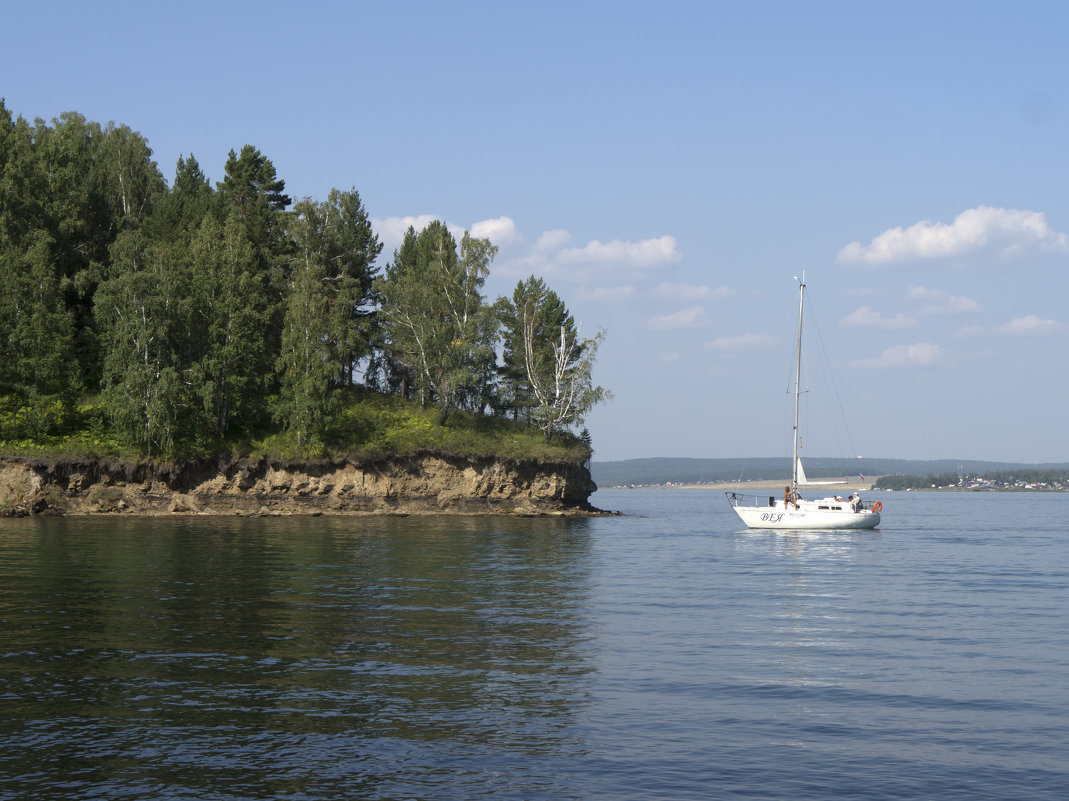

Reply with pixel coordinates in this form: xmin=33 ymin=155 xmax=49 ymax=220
xmin=0 ymin=453 xmax=602 ymax=517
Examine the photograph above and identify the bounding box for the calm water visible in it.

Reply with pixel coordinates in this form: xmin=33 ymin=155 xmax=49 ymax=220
xmin=1 ymin=490 xmax=1067 ymax=800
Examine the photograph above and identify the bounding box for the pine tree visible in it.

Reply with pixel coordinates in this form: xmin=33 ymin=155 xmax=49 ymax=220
xmin=218 ymin=145 xmax=292 ymax=394
xmin=146 ymin=154 xmax=215 ymax=242
xmin=320 ymin=188 xmax=382 ymax=385
xmin=187 ymin=211 xmax=269 ymax=438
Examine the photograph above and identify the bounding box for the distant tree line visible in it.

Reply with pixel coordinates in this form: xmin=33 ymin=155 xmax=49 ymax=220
xmin=875 ymin=473 xmax=960 ymax=490
xmin=981 ymin=469 xmax=1069 ymax=486
xmin=0 ymin=102 xmax=607 ymax=454
xmin=875 ymin=470 xmax=1069 ymax=490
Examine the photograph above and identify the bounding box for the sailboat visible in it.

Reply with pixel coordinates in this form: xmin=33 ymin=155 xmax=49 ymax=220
xmin=726 ymin=278 xmax=882 ymax=530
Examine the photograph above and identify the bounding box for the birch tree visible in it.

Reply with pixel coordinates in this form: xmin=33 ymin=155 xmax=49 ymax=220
xmin=94 ymin=230 xmax=185 ymax=453
xmin=276 ymin=198 xmax=337 ymax=447
xmin=374 ymin=222 xmax=498 ymax=423
xmin=277 ymin=249 xmax=332 ymax=449
xmin=500 ymin=276 xmax=569 ymax=422
xmin=512 ymin=278 xmax=609 ymax=438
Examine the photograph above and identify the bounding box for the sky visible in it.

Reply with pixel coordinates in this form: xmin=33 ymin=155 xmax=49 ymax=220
xmin=4 ymin=0 xmax=1069 ymax=463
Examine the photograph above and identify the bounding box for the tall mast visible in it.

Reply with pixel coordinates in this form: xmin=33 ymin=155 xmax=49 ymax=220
xmin=792 ymin=275 xmax=805 ymax=492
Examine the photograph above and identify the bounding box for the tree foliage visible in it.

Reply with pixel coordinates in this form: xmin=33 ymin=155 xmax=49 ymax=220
xmin=189 ymin=211 xmax=271 ymax=438
xmin=375 ymin=222 xmax=499 ymax=424
xmin=875 ymin=469 xmax=1069 ymax=490
xmin=94 ymin=228 xmax=185 ymax=453
xmin=502 ymin=275 xmax=608 ymax=438
xmin=0 ymin=103 xmax=608 ymax=457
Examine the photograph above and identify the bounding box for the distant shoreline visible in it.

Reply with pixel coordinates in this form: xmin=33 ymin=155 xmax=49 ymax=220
xmin=591 ymin=458 xmax=1069 ymax=490
xmin=607 ymin=482 xmax=1067 ymax=493
xmin=607 ymin=478 xmax=876 ymax=491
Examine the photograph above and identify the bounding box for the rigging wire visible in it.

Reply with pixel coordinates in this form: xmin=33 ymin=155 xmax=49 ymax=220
xmin=803 ymin=290 xmax=862 ymax=476
xmin=738 ymin=280 xmax=862 ymax=486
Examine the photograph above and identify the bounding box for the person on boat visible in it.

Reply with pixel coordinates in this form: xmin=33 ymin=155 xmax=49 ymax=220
xmin=851 ymin=492 xmax=863 ymax=513
xmin=784 ymin=485 xmax=798 ymax=510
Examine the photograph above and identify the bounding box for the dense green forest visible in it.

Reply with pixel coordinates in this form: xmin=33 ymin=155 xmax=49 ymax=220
xmin=0 ymin=102 xmax=606 ymax=459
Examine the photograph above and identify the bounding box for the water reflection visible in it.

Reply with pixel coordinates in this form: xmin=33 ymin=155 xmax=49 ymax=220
xmin=727 ymin=527 xmax=883 ymax=729
xmin=0 ymin=516 xmax=595 ymax=798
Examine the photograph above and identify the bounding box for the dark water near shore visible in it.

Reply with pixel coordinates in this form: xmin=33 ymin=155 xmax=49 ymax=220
xmin=2 ymin=490 xmax=1067 ymax=800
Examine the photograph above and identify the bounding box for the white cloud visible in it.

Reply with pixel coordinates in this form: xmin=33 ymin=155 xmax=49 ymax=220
xmin=840 ymin=306 xmax=918 ymax=329
xmin=705 ymin=332 xmax=779 ymax=352
xmin=906 ymin=285 xmax=981 ymax=315
xmin=656 ymin=350 xmax=682 ymax=363
xmin=376 ymin=217 xmax=682 ymax=288
xmin=647 ymin=305 xmax=709 ymax=330
xmin=850 ymin=342 xmax=946 ymax=368
xmin=499 ymin=251 xmax=550 ymax=279
xmin=373 ymin=214 xmax=443 ymax=256
xmin=996 ymin=315 xmax=1062 ymax=336
xmin=838 ymin=206 xmax=1069 ymax=266
xmin=557 ymin=235 xmax=682 ymax=268
xmin=653 ymin=282 xmax=734 ymax=300
xmin=535 ymin=229 xmax=572 ymax=251
xmin=374 ymin=215 xmax=519 ymax=260
xmin=471 ymin=216 xmax=521 ymax=247
xmin=577 ymin=285 xmax=636 ymax=301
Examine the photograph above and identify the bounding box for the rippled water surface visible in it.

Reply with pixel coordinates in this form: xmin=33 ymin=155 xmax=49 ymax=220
xmin=2 ymin=490 xmax=1067 ymax=799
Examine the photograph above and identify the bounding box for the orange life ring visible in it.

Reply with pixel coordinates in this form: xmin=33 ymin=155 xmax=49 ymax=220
xmin=872 ymin=500 xmax=883 ymax=512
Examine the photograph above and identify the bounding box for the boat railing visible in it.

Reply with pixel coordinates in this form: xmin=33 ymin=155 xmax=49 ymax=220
xmin=724 ymin=490 xmax=780 ymax=508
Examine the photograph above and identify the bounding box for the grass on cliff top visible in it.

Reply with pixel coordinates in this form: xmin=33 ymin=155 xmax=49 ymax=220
xmin=0 ymin=388 xmax=591 ymax=465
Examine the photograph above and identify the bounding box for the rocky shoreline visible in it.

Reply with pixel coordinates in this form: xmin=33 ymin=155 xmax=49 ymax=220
xmin=0 ymin=453 xmax=605 ymax=517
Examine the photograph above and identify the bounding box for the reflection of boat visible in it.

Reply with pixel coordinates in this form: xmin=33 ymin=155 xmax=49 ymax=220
xmin=726 ymin=278 xmax=881 ymax=531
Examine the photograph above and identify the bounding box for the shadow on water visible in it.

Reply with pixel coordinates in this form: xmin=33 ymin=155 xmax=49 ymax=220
xmin=0 ymin=515 xmax=597 ymax=799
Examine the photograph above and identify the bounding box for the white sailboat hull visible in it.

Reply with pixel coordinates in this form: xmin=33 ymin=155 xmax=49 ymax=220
xmin=729 ymin=496 xmax=880 ymax=530
xmin=723 ymin=278 xmax=885 ymax=531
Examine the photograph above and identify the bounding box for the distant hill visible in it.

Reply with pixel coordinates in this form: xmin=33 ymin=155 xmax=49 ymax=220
xmin=590 ymin=457 xmax=1069 ymax=487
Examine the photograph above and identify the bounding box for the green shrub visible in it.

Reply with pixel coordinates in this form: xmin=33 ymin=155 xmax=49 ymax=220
xmin=0 ymin=387 xmax=591 ymax=464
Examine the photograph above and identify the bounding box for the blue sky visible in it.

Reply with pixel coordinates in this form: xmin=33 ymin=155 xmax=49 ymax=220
xmin=4 ymin=1 xmax=1069 ymax=463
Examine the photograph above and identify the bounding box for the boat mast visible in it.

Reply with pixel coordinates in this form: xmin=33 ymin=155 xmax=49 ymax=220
xmin=792 ymin=275 xmax=805 ymax=493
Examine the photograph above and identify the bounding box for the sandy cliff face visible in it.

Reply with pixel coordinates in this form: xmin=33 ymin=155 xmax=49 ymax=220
xmin=0 ymin=454 xmax=600 ymax=516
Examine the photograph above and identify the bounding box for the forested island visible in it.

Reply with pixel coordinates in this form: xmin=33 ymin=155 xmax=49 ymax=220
xmin=0 ymin=102 xmax=607 ymax=515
